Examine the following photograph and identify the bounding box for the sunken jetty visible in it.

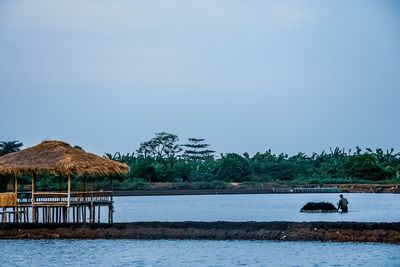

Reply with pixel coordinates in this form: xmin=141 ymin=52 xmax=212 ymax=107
xmin=0 ymin=221 xmax=399 ymax=243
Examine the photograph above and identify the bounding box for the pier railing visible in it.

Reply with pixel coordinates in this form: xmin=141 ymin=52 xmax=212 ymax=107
xmin=31 ymin=191 xmax=113 ymax=206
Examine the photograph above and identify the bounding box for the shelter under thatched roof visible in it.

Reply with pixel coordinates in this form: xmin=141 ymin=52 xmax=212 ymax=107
xmin=0 ymin=140 xmax=129 ymax=176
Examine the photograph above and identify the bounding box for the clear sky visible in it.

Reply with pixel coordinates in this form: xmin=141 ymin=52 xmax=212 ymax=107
xmin=0 ymin=0 xmax=399 ymax=156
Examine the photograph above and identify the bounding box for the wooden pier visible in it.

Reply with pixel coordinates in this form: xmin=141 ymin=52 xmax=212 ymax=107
xmin=0 ymin=191 xmax=114 ymax=223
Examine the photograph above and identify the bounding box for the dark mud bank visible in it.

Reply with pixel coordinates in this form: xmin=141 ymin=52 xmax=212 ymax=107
xmin=1 ymin=222 xmax=399 ymax=243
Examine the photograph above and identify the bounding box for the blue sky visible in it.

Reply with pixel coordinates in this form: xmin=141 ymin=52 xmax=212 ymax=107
xmin=0 ymin=0 xmax=399 ymax=155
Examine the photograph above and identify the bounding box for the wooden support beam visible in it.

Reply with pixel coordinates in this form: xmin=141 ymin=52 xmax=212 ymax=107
xmin=32 ymin=172 xmax=36 ymax=223
xmin=83 ymin=206 xmax=86 ymax=222
xmin=110 ymin=176 xmax=114 ymax=224
xmin=98 ymin=206 xmax=101 ymax=223
xmin=14 ymin=175 xmax=18 ymax=195
xmin=77 ymin=205 xmax=81 ymax=222
xmin=67 ymin=174 xmax=71 ymax=207
xmin=67 ymin=174 xmax=71 ymax=222
xmin=14 ymin=175 xmax=18 ymax=223
xmin=89 ymin=194 xmax=94 ymax=223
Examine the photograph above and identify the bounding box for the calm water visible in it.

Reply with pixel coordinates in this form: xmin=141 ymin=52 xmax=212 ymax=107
xmin=3 ymin=194 xmax=400 ymax=266
xmin=0 ymin=239 xmax=399 ymax=267
xmin=113 ymin=193 xmax=400 ymax=222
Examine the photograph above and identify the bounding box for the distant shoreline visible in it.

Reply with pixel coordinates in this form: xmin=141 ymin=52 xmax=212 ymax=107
xmin=113 ymin=188 xmax=338 ymax=196
xmin=1 ymin=221 xmax=399 ymax=243
xmin=113 ymin=184 xmax=399 ymax=196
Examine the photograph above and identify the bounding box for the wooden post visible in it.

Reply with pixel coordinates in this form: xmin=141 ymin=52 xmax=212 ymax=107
xmin=90 ymin=195 xmax=94 ymax=223
xmin=67 ymin=174 xmax=71 ymax=206
xmin=81 ymin=206 xmax=85 ymax=223
xmin=41 ymin=207 xmax=44 ymax=223
xmin=14 ymin=175 xmax=18 ymax=222
xmin=14 ymin=175 xmax=18 ymax=195
xmin=32 ymin=172 xmax=36 ymax=223
xmin=108 ymin=205 xmax=112 ymax=223
xmin=110 ymin=176 xmax=114 ymax=223
xmin=63 ymin=207 xmax=67 ymax=223
xmin=97 ymin=206 xmax=100 ymax=223
xmin=67 ymin=174 xmax=71 ymax=222
xmin=24 ymin=207 xmax=28 ymax=223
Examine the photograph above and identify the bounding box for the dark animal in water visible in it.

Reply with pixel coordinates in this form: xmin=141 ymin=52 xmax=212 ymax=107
xmin=300 ymin=202 xmax=338 ymax=213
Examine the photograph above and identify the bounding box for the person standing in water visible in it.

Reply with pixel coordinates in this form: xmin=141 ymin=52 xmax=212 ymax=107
xmin=337 ymin=194 xmax=349 ymax=212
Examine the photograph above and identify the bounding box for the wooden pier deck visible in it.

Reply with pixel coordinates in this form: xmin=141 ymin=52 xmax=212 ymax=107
xmin=0 ymin=191 xmax=114 ymax=224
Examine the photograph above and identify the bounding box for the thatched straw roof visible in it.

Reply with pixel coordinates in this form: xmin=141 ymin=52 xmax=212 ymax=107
xmin=0 ymin=140 xmax=129 ymax=176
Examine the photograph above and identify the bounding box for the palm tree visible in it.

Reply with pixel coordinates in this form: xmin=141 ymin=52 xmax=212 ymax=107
xmin=0 ymin=140 xmax=23 ymax=156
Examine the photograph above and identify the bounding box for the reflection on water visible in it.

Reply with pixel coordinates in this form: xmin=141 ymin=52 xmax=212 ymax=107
xmin=0 ymin=239 xmax=398 ymax=267
xmin=112 ymin=193 xmax=400 ymax=222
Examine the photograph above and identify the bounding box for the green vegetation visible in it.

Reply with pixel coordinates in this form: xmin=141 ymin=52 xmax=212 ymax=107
xmin=0 ymin=141 xmax=22 ymax=156
xmin=0 ymin=141 xmax=23 ymax=191
xmin=1 ymin=135 xmax=400 ymax=191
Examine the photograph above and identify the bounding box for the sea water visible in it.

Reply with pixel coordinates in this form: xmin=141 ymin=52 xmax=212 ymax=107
xmin=0 ymin=239 xmax=398 ymax=267
xmin=2 ymin=193 xmax=399 ymax=266
xmin=113 ymin=193 xmax=400 ymax=222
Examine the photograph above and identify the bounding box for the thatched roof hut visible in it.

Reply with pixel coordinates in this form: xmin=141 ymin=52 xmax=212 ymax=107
xmin=0 ymin=140 xmax=129 ymax=176
xmin=0 ymin=140 xmax=128 ymax=223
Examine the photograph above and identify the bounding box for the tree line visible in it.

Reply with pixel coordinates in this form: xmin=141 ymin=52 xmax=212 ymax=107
xmin=1 ymin=134 xmax=399 ymax=191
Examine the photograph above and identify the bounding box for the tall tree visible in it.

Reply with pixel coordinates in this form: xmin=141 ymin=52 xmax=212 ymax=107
xmin=137 ymin=132 xmax=182 ymax=169
xmin=0 ymin=140 xmax=23 ymax=191
xmin=0 ymin=140 xmax=23 ymax=156
xmin=182 ymin=138 xmax=215 ymax=161
xmin=217 ymin=153 xmax=250 ymax=182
